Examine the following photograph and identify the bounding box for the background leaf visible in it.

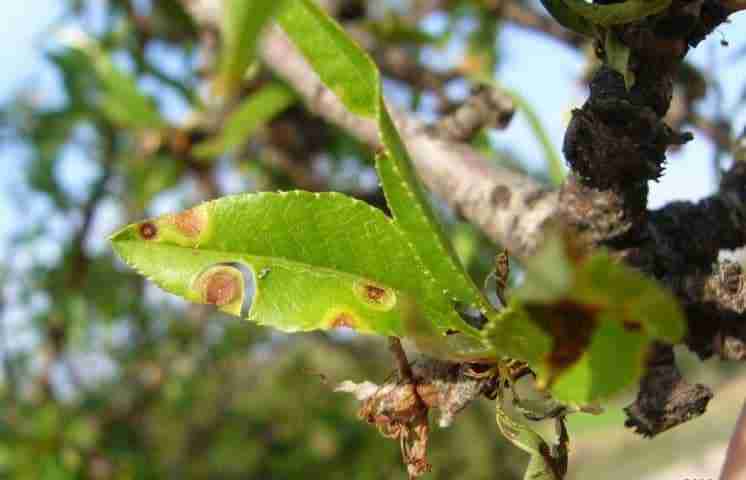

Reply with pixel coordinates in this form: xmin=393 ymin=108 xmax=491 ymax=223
xmin=194 ymin=82 xmax=296 ymax=157
xmin=277 ymin=0 xmax=380 ymax=117
xmin=218 ymin=0 xmax=286 ymax=96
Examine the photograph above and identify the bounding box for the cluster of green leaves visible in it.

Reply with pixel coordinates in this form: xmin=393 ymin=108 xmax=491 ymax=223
xmin=2 ymin=0 xmax=702 ymax=478
xmin=112 ymin=0 xmax=685 ymax=414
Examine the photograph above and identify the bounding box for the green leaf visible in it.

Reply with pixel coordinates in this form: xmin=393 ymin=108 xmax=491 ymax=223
xmin=495 ymin=405 xmax=568 ymax=480
xmin=469 ymin=75 xmax=565 ymax=186
xmin=511 ymin=236 xmax=574 ymax=304
xmin=605 ymin=30 xmax=635 ymax=90
xmin=539 ymin=0 xmax=595 ymax=36
xmin=218 ymin=0 xmax=286 ymax=96
xmin=484 ymin=237 xmax=686 ymax=404
xmin=278 ymin=0 xmax=380 ymax=117
xmin=505 ymin=89 xmax=566 ymax=186
xmin=279 ymin=0 xmax=492 ymax=315
xmin=563 ymin=0 xmax=672 ymax=27
xmin=377 ymin=105 xmax=493 ymax=314
xmin=194 ymin=82 xmax=296 ymax=157
xmin=110 ymin=192 xmax=492 ymax=357
xmin=86 ymin=47 xmax=166 ymax=130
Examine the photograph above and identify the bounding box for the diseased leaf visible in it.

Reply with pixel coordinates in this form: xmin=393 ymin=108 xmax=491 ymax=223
xmin=194 ymin=82 xmax=296 ymax=157
xmin=277 ymin=0 xmax=380 ymax=117
xmin=280 ymin=0 xmax=493 ymax=316
xmin=549 ymin=315 xmax=647 ymax=403
xmin=218 ymin=0 xmax=286 ymax=96
xmin=484 ymin=236 xmax=686 ymax=404
xmin=112 ymin=242 xmax=416 ymax=336
xmin=110 ymin=192 xmax=492 ymax=357
xmin=563 ymin=0 xmax=672 ymax=27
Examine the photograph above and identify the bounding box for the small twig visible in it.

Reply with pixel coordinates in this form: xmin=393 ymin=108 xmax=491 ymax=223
xmin=432 ymin=86 xmax=515 ymax=142
xmin=388 ymin=337 xmax=415 ymax=382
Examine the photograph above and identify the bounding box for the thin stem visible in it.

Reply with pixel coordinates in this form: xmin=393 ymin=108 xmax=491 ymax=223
xmin=388 ymin=337 xmax=414 ymax=382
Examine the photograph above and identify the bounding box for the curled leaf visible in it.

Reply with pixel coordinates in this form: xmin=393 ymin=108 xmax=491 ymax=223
xmin=484 ymin=235 xmax=686 ymax=404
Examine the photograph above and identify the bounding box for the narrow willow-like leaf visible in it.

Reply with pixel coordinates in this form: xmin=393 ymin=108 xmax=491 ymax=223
xmin=539 ymin=0 xmax=595 ymax=36
xmin=110 ymin=192 xmax=492 ymax=358
xmin=194 ymin=82 xmax=296 ymax=157
xmin=377 ymin=105 xmax=493 ymax=313
xmin=468 ymin=74 xmax=565 ymax=187
xmin=218 ymin=0 xmax=285 ymax=96
xmin=277 ymin=0 xmax=380 ymax=117
xmin=504 ymin=88 xmax=566 ymax=186
xmin=564 ymin=0 xmax=672 ymax=27
xmin=86 ymin=47 xmax=165 ymax=129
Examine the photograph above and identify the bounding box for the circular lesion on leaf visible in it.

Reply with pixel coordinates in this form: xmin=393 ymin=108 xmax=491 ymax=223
xmin=353 ymin=280 xmax=397 ymax=311
xmin=204 ymin=272 xmax=239 ymax=306
xmin=171 ymin=204 xmax=208 ymax=238
xmin=138 ymin=222 xmax=158 ymax=240
xmin=193 ymin=265 xmax=244 ymax=316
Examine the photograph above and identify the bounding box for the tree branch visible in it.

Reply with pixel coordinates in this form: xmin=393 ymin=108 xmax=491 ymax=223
xmin=258 ymin=27 xmax=557 ymax=255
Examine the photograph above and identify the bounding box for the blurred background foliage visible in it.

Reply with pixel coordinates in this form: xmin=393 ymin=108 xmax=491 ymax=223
xmin=0 ymin=0 xmax=745 ymax=479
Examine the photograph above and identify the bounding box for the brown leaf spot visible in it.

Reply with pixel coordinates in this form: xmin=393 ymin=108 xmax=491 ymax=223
xmin=173 ymin=207 xmax=204 ymax=238
xmin=623 ymin=320 xmax=643 ymax=332
xmin=527 ymin=300 xmax=599 ymax=379
xmin=365 ymin=285 xmax=387 ymax=302
xmin=331 ymin=312 xmax=356 ymax=330
xmin=354 ymin=280 xmax=396 ymax=311
xmin=138 ymin=222 xmax=158 ymax=240
xmin=204 ymin=271 xmax=240 ymax=306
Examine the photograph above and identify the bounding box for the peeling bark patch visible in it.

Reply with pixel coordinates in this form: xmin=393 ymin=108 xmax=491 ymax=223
xmin=524 ymin=188 xmax=549 ymax=208
xmin=354 ymin=280 xmax=396 ymax=311
xmin=138 ymin=222 xmax=158 ymax=240
xmin=173 ymin=207 xmax=205 ymax=238
xmin=203 ymin=271 xmax=240 ymax=306
xmin=491 ymin=185 xmax=512 ymax=208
